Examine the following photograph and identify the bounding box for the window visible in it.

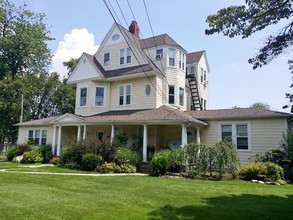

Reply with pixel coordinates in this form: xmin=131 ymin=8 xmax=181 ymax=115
xmin=120 ymin=49 xmax=125 ymax=65
xmin=204 ymin=70 xmax=207 ymax=82
xmin=220 ymin=123 xmax=250 ymax=150
xmin=179 ymin=87 xmax=184 ymax=106
xmin=179 ymin=51 xmax=182 ymax=69
xmin=168 ymin=85 xmax=175 ymax=104
xmin=120 ymin=48 xmax=131 ymax=65
xmin=182 ymin=53 xmax=185 ymax=70
xmin=191 ymin=66 xmax=195 ymax=75
xmin=236 ymin=124 xmax=248 ymax=150
xmin=200 ymin=68 xmax=204 ymax=83
xmin=28 ymin=129 xmax=47 ymax=145
xmin=41 ymin=130 xmax=47 ymax=145
xmin=80 ymin=88 xmax=87 ymax=107
xmin=95 ymin=87 xmax=105 ymax=106
xmin=104 ymin=52 xmax=110 ymax=64
xmin=200 ymin=98 xmax=207 ymax=110
xmin=221 ymin=125 xmax=232 ymax=141
xmin=168 ymin=48 xmax=175 ymax=67
xmin=156 ymin=49 xmax=163 ymax=60
xmin=126 ymin=48 xmax=131 ymax=63
xmin=119 ymin=84 xmax=131 ymax=106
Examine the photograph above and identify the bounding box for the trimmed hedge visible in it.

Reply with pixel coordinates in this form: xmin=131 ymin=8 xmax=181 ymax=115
xmin=238 ymin=162 xmax=284 ymax=182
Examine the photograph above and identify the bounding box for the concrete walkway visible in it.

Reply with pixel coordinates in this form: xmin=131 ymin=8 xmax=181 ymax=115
xmin=0 ymin=169 xmax=148 ymax=176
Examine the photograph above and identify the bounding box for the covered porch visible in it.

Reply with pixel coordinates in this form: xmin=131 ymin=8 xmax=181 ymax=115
xmin=50 ymin=108 xmax=207 ymax=162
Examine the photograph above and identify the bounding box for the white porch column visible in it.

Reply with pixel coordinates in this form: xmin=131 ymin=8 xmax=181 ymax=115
xmin=143 ymin=124 xmax=148 ymax=162
xmin=181 ymin=124 xmax=187 ymax=148
xmin=77 ymin=125 xmax=81 ymax=142
xmin=196 ymin=127 xmax=201 ymax=144
xmin=57 ymin=125 xmax=62 ymax=156
xmin=83 ymin=125 xmax=87 ymax=140
xmin=110 ymin=124 xmax=115 ymax=145
xmin=52 ymin=125 xmax=56 ymax=155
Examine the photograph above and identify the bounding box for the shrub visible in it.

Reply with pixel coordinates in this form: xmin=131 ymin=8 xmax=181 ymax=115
xmin=168 ymin=149 xmax=184 ymax=172
xmin=64 ymin=162 xmax=80 ymax=170
xmin=151 ymin=150 xmax=172 ymax=176
xmin=120 ymin=163 xmax=136 ymax=173
xmin=18 ymin=143 xmax=31 ymax=155
xmin=39 ymin=145 xmax=53 ymax=163
xmin=7 ymin=146 xmax=19 ymax=161
xmin=49 ymin=156 xmax=61 ymax=166
xmin=112 ymin=130 xmax=128 ymax=148
xmin=60 ymin=147 xmax=83 ymax=166
xmin=81 ymin=153 xmax=97 ymax=171
xmin=22 ymin=151 xmax=43 ymax=164
xmin=97 ymin=162 xmax=122 ymax=173
xmin=114 ymin=147 xmax=141 ymax=167
xmin=238 ymin=162 xmax=284 ymax=182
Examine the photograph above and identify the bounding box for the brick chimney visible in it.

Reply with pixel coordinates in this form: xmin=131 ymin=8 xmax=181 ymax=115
xmin=129 ymin=21 xmax=140 ymax=38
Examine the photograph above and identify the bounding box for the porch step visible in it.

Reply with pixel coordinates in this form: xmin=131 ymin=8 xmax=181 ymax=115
xmin=137 ymin=162 xmax=152 ymax=174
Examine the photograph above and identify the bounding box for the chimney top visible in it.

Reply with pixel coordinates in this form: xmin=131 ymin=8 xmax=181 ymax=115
xmin=129 ymin=20 xmax=140 ymax=38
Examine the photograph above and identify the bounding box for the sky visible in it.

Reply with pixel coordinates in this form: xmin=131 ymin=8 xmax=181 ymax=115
xmin=12 ymin=0 xmax=292 ymax=112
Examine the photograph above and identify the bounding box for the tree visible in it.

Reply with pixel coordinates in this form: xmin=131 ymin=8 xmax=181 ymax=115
xmin=205 ymin=0 xmax=293 ymax=112
xmin=205 ymin=0 xmax=293 ymax=70
xmin=0 ymin=73 xmax=75 ymax=143
xmin=63 ymin=57 xmax=79 ymax=77
xmin=250 ymin=102 xmax=270 ymax=110
xmin=0 ymin=0 xmax=53 ymax=79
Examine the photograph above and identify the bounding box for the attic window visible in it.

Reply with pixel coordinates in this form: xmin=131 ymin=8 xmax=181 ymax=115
xmin=112 ymin=34 xmax=120 ymax=41
xmin=156 ymin=49 xmax=163 ymax=60
xmin=104 ymin=52 xmax=110 ymax=65
xmin=83 ymin=59 xmax=86 ymax=64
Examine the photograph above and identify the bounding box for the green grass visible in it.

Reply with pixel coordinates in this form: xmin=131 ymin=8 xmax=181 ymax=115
xmin=0 ymin=167 xmax=292 ymax=220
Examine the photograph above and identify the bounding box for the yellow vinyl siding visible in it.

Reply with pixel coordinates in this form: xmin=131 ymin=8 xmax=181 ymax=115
xmin=17 ymin=126 xmax=53 ymax=145
xmin=110 ymin=76 xmax=157 ymax=111
xmin=200 ymin=118 xmax=288 ymax=165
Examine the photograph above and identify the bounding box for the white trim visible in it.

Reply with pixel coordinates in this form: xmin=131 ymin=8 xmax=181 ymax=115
xmin=167 ymin=48 xmax=176 ymax=67
xmin=143 ymin=124 xmax=148 ymax=162
xmin=93 ymin=86 xmax=106 ymax=107
xmin=103 ymin=51 xmax=111 ymax=65
xmin=79 ymin=87 xmax=88 ymax=108
xmin=27 ymin=128 xmax=48 ymax=145
xmin=218 ymin=122 xmax=252 ymax=152
xmin=118 ymin=84 xmax=132 ymax=106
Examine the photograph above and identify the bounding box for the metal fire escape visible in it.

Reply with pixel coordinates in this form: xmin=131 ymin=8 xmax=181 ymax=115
xmin=186 ymin=73 xmax=202 ymax=111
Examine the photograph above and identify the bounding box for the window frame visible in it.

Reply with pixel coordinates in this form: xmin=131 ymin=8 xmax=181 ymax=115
xmin=168 ymin=85 xmax=175 ymax=104
xmin=79 ymin=87 xmax=87 ymax=107
xmin=156 ymin=48 xmax=163 ymax=60
xmin=219 ymin=122 xmax=251 ymax=151
xmin=28 ymin=129 xmax=48 ymax=145
xmin=118 ymin=84 xmax=132 ymax=106
xmin=94 ymin=86 xmax=106 ymax=107
xmin=119 ymin=48 xmax=131 ymax=65
xmin=103 ymin=52 xmax=110 ymax=65
xmin=179 ymin=87 xmax=184 ymax=106
xmin=168 ymin=48 xmax=176 ymax=67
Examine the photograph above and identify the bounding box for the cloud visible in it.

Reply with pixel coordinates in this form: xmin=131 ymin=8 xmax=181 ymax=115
xmin=51 ymin=28 xmax=99 ymax=78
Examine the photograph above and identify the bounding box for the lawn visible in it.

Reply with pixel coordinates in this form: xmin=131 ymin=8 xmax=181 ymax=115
xmin=0 ymin=164 xmax=292 ymax=219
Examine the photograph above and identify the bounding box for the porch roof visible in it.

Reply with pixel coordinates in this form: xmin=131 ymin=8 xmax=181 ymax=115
xmin=84 ymin=105 xmax=208 ymax=126
xmin=186 ymin=108 xmax=291 ymax=120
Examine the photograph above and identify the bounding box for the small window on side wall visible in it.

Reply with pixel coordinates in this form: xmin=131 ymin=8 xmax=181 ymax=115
xmin=156 ymin=49 xmax=163 ymax=60
xmin=168 ymin=85 xmax=175 ymax=104
xmin=80 ymin=88 xmax=87 ymax=107
xmin=104 ymin=52 xmax=110 ymax=65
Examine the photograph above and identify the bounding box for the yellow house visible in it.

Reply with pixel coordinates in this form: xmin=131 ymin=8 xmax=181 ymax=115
xmin=16 ymin=21 xmax=291 ymax=164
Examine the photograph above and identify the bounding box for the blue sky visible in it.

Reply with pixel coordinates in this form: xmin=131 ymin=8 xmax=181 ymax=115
xmin=13 ymin=0 xmax=292 ymax=112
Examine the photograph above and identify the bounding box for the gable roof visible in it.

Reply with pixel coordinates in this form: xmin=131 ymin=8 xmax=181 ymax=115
xmin=187 ymin=108 xmax=291 ymax=120
xmin=15 ymin=116 xmax=58 ymax=126
xmin=186 ymin=51 xmax=205 ymax=64
xmin=140 ymin=34 xmax=186 ymax=52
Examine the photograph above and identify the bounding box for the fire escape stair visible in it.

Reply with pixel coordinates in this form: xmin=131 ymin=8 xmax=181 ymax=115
xmin=186 ymin=74 xmax=202 ymax=111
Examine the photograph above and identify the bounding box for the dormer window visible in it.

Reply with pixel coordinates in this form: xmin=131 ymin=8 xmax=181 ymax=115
xmin=168 ymin=48 xmax=175 ymax=67
xmin=156 ymin=49 xmax=163 ymax=60
xmin=120 ymin=48 xmax=131 ymax=65
xmin=104 ymin=52 xmax=110 ymax=65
